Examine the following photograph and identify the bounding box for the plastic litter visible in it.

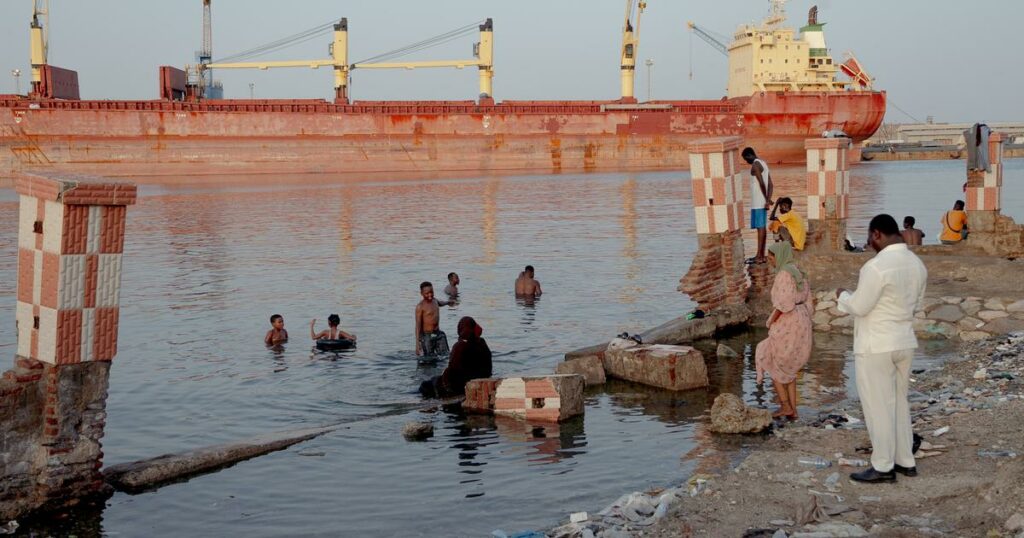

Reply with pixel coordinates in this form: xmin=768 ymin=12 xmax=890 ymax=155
xmin=859 ymin=495 xmax=882 ymax=503
xmin=0 ymin=521 xmax=17 ymax=535
xmin=977 ymin=449 xmax=1018 ymax=458
xmin=824 ymin=472 xmax=841 ymax=491
xmin=838 ymin=457 xmax=869 ymax=467
xmin=797 ymin=456 xmax=831 ymax=469
xmin=569 ymin=512 xmax=588 ymax=523
xmin=932 ymin=426 xmax=950 ymax=437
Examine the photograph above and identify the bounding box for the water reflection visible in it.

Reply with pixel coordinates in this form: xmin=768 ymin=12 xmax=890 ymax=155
xmin=482 ymin=179 xmax=500 ymax=265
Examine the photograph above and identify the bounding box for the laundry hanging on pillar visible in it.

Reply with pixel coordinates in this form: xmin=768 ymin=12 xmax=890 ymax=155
xmin=964 ymin=122 xmax=991 ymax=172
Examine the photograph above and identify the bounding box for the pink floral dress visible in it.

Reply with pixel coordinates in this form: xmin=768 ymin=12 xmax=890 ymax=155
xmin=755 ymin=270 xmax=813 ymax=384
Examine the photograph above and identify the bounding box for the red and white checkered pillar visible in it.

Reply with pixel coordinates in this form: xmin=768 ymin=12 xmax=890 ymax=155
xmin=966 ymin=132 xmax=1004 ymax=212
xmin=679 ymin=137 xmax=748 ymax=312
xmin=15 ymin=172 xmax=137 ymax=365
xmin=805 ymin=138 xmax=851 ymax=251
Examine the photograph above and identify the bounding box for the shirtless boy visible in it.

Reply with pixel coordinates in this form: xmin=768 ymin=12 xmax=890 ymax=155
xmin=514 ymin=265 xmax=543 ymax=297
xmin=416 ymin=282 xmax=453 ymax=357
xmin=311 ymin=314 xmax=356 ymax=341
xmin=901 ymin=216 xmax=925 ymax=246
xmin=264 ymin=314 xmax=289 ymax=345
xmin=444 ymin=272 xmax=460 ymax=297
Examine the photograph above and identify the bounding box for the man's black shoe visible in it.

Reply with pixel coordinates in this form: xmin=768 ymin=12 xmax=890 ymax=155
xmin=893 ymin=464 xmax=917 ymax=477
xmin=850 ymin=467 xmax=897 ymax=483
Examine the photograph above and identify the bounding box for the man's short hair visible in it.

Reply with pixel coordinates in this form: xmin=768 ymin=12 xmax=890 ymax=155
xmin=447 ymin=272 xmax=457 ymax=281
xmin=525 ymin=265 xmax=534 ymax=273
xmin=868 ymin=214 xmax=901 ymax=236
xmin=904 ymin=216 xmax=916 ymax=227
xmin=420 ymin=281 xmax=432 ymax=291
xmin=270 ymin=314 xmax=283 ymax=323
xmin=778 ymin=197 xmax=793 ymax=207
xmin=327 ymin=314 xmax=340 ymax=326
xmin=954 ymin=200 xmax=965 ymax=210
xmin=741 ymin=147 xmax=756 ymax=159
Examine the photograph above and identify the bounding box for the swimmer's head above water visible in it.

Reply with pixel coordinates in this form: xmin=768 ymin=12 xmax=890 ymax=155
xmin=420 ymin=281 xmax=434 ymax=301
xmin=447 ymin=272 xmax=459 ymax=286
xmin=269 ymin=314 xmax=284 ymax=329
xmin=327 ymin=314 xmax=340 ymax=327
xmin=524 ymin=265 xmax=535 ymax=278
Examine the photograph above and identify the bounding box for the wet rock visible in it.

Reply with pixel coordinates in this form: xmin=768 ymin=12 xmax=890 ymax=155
xmin=960 ymin=331 xmax=991 ymax=342
xmin=928 ymin=304 xmax=965 ymax=323
xmin=556 ymin=356 xmax=606 ymax=386
xmin=603 ymin=344 xmax=708 ymax=391
xmin=717 ymin=343 xmax=741 ymax=359
xmin=710 ymin=393 xmax=772 ymax=434
xmin=914 ymin=319 xmax=956 ymax=339
xmin=978 ymin=310 xmax=1010 ymax=322
xmin=402 ymin=422 xmax=434 ymax=441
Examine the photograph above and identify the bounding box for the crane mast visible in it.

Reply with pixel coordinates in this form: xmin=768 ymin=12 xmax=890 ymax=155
xmin=619 ymin=0 xmax=646 ymax=101
xmin=29 ymin=0 xmax=50 ymax=93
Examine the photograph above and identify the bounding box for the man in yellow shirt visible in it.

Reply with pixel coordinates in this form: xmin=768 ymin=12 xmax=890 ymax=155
xmin=939 ymin=200 xmax=968 ymax=245
xmin=768 ymin=197 xmax=806 ymax=251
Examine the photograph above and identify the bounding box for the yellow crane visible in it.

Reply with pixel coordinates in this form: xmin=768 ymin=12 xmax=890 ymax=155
xmin=619 ymin=0 xmax=646 ymax=101
xmin=199 ymin=18 xmax=494 ymax=103
xmin=29 ymin=0 xmax=50 ymax=93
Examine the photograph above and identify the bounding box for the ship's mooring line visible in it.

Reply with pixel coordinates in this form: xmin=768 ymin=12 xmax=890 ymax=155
xmin=887 ymin=98 xmax=922 ymax=124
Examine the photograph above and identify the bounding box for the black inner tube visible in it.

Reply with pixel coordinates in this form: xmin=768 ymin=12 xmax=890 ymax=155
xmin=315 ymin=338 xmax=356 ymax=351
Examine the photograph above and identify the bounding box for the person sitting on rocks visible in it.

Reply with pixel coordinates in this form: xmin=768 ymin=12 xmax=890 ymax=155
xmin=901 ymin=216 xmax=925 ymax=246
xmin=939 ymin=200 xmax=968 ymax=245
xmin=755 ymin=242 xmax=814 ymax=419
xmin=768 ymin=197 xmax=806 ymax=251
xmin=419 ymin=316 xmax=492 ymax=398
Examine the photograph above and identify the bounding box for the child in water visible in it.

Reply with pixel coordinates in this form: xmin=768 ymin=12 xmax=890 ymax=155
xmin=264 ymin=314 xmax=289 ymax=345
xmin=311 ymin=314 xmax=357 ymax=341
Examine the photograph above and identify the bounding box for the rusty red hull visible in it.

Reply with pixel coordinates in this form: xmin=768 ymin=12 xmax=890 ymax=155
xmin=0 ymin=92 xmax=885 ymax=180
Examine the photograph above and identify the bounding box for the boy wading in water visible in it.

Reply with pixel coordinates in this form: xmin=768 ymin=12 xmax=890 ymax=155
xmin=264 ymin=314 xmax=289 ymax=345
xmin=416 ymin=281 xmax=453 ymax=357
xmin=742 ymin=147 xmax=774 ymax=264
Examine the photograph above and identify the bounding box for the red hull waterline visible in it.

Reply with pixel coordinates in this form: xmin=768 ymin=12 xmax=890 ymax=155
xmin=1 ymin=91 xmax=885 ymax=181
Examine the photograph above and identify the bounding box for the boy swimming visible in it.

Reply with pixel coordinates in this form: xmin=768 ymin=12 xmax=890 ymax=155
xmin=264 ymin=314 xmax=289 ymax=345
xmin=311 ymin=314 xmax=357 ymax=341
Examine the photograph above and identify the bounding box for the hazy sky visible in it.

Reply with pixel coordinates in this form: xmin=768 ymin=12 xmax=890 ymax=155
xmin=1 ymin=1 xmax=1020 ymax=123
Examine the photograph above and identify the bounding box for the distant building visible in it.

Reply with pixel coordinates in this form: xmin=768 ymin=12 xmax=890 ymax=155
xmin=886 ymin=123 xmax=1024 ymax=146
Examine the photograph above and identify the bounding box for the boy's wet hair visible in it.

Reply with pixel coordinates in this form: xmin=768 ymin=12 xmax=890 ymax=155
xmin=525 ymin=265 xmax=534 ymax=273
xmin=904 ymin=216 xmax=916 ymax=227
xmin=420 ymin=281 xmax=432 ymax=291
xmin=270 ymin=314 xmax=283 ymax=323
xmin=328 ymin=314 xmax=340 ymax=326
xmin=447 ymin=272 xmax=457 ymax=282
xmin=778 ymin=197 xmax=793 ymax=208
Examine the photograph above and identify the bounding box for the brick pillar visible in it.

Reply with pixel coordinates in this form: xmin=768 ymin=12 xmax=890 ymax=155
xmin=678 ymin=137 xmax=748 ymax=312
xmin=2 ymin=171 xmax=136 ymax=520
xmin=966 ymin=132 xmax=1004 ymax=221
xmin=804 ymin=138 xmax=851 ymax=251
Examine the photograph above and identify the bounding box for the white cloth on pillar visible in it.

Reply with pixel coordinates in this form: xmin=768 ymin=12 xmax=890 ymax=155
xmin=964 ymin=123 xmax=991 ymax=172
xmin=855 ymin=349 xmax=916 ymax=472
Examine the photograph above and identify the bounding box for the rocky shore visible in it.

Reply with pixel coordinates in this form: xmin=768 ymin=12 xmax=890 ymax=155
xmin=541 ymin=332 xmax=1024 ymax=538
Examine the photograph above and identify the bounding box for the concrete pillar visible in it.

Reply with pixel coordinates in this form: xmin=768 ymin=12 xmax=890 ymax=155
xmin=463 ymin=375 xmax=585 ymax=423
xmin=1 ymin=171 xmax=136 ymax=520
xmin=678 ymin=137 xmax=748 ymax=313
xmin=805 ymin=137 xmax=851 ymax=251
xmin=966 ymin=131 xmax=1004 ymax=214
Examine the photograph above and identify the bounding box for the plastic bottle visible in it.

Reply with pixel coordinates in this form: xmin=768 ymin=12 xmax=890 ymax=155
xmin=977 ymin=449 xmax=1018 ymax=458
xmin=797 ymin=456 xmax=831 ymax=469
xmin=838 ymin=457 xmax=869 ymax=467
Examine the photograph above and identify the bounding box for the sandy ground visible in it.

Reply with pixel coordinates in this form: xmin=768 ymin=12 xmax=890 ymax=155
xmin=646 ymin=335 xmax=1024 ymax=537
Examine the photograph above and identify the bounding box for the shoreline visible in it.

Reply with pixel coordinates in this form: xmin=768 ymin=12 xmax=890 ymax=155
xmin=542 ymin=331 xmax=1024 ymax=537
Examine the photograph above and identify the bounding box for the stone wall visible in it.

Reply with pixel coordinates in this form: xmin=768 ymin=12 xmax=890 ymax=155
xmin=678 ymin=137 xmax=749 ymax=313
xmin=1 ymin=172 xmax=135 ymax=521
xmin=804 ymin=138 xmax=851 ymax=252
xmin=811 ymin=291 xmax=1024 ymax=342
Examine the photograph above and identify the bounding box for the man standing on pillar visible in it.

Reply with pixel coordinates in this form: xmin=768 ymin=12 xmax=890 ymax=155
xmin=742 ymin=147 xmax=773 ymax=264
xmin=836 ymin=214 xmax=927 ymax=483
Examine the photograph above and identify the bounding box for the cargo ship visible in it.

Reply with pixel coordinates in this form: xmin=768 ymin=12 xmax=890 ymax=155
xmin=0 ymin=1 xmax=885 ymax=179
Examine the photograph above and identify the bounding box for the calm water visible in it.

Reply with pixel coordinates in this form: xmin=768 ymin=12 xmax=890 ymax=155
xmin=0 ymin=159 xmax=1021 ymax=537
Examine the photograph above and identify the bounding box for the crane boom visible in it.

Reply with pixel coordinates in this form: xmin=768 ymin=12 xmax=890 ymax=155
xmin=687 ymin=22 xmax=728 ymax=57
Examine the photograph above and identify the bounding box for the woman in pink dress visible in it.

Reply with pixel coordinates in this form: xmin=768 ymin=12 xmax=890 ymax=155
xmin=755 ymin=241 xmax=813 ymax=419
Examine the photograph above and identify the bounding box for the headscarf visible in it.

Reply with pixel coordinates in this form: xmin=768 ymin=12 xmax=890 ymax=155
xmin=457 ymin=316 xmax=483 ymax=342
xmin=439 ymin=316 xmax=491 ymax=396
xmin=768 ymin=241 xmax=804 ymax=287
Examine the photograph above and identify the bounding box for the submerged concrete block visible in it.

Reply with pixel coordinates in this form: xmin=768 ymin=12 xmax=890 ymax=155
xmin=556 ymin=355 xmax=606 ymax=386
xmin=709 ymin=393 xmax=772 ymax=434
xmin=602 ymin=344 xmax=708 ymax=391
xmin=463 ymin=375 xmax=584 ymax=422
